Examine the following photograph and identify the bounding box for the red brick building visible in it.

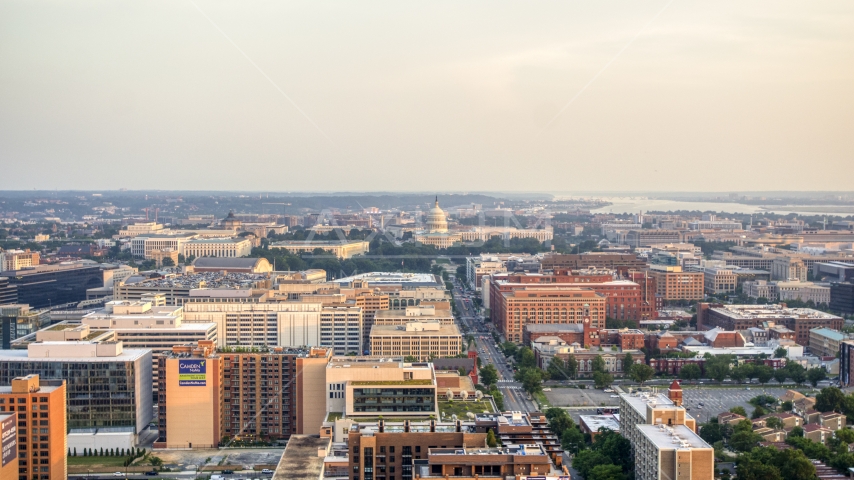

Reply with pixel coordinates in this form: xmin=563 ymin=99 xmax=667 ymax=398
xmin=697 ymin=303 xmax=843 ymax=346
xmin=492 ymin=287 xmax=606 ymax=343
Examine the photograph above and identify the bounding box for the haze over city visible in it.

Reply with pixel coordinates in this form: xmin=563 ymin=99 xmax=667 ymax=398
xmin=2 ymin=0 xmax=853 ymax=191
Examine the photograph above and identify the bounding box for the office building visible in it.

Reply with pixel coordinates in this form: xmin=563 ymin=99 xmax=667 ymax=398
xmin=491 ymin=286 xmax=605 ymax=343
xmin=697 ymin=303 xmax=843 ymax=345
xmin=117 ymin=222 xmax=166 ymax=237
xmin=840 ymin=340 xmax=854 ymax=387
xmin=1 ymin=304 xmax=50 ymax=349
xmin=490 ymin=270 xmax=645 ymax=322
xmin=372 ymin=306 xmax=454 ymax=327
xmin=624 ymin=230 xmax=684 ymax=247
xmin=541 ymin=252 xmax=648 ymax=272
xmin=0 ymin=249 xmax=40 ymax=272
xmin=0 ymin=337 xmax=152 ymax=450
xmin=130 ymin=233 xmax=196 ymax=259
xmin=184 ymin=237 xmax=253 ymax=259
xmin=183 ymin=289 xmax=322 ymax=348
xmin=465 ymin=255 xmax=507 ymax=292
xmin=0 ymin=276 xmax=16 ymax=304
xmin=648 ymin=266 xmax=704 ymax=301
xmin=0 ymin=375 xmax=67 ymax=480
xmin=369 ymin=322 xmax=462 ymax=361
xmin=321 ymin=305 xmax=363 ymax=355
xmin=809 ymin=328 xmax=848 ymax=358
xmin=830 ymin=283 xmax=854 ymax=315
xmin=5 ymin=263 xmax=103 ymax=308
xmin=334 ymin=272 xmax=444 ymax=289
xmin=813 ymin=262 xmax=854 ymax=282
xmin=270 ymin=240 xmax=370 ymax=259
xmin=702 ymin=267 xmax=737 ymax=295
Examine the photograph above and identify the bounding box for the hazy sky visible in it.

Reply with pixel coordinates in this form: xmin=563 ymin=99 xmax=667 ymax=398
xmin=1 ymin=1 xmax=852 ymax=192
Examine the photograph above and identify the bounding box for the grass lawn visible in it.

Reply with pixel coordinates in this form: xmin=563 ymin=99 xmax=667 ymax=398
xmin=327 ymin=412 xmax=343 ymax=422
xmin=68 ymin=455 xmax=130 ymax=467
xmin=533 ymin=391 xmax=550 ymax=407
xmin=434 ymin=258 xmax=450 ymax=264
xmin=439 ymin=400 xmax=495 ymax=421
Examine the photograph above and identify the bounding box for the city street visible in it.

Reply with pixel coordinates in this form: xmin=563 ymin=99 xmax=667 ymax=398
xmin=449 ymin=274 xmax=537 ymax=413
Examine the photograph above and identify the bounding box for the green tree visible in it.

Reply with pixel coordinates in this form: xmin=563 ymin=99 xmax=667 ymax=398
xmin=816 ymin=387 xmax=846 ymax=412
xmin=592 ymin=429 xmax=633 ymax=473
xmin=731 ymin=364 xmax=750 ymax=383
xmin=593 ymin=371 xmax=614 ymax=389
xmin=486 ymin=429 xmax=498 ymax=448
xmin=514 ymin=368 xmax=545 ymax=395
xmin=547 ymin=357 xmax=568 ymax=380
xmin=704 ymin=355 xmax=732 ymax=381
xmin=774 ymin=347 xmax=788 ymax=358
xmin=591 ymin=355 xmax=606 ymax=374
xmin=572 ymin=449 xmax=611 ymax=479
xmin=751 ymin=406 xmax=767 ymax=419
xmin=679 ymin=363 xmax=701 ymax=380
xmin=589 ymin=464 xmax=626 ymax=480
xmin=561 ymin=426 xmax=585 ymax=452
xmin=729 ymin=406 xmax=748 ymax=417
xmin=629 ymin=363 xmax=655 ymax=385
xmin=765 ymin=417 xmax=784 ymax=430
xmin=774 ymin=368 xmax=788 ymax=385
xmin=807 ymin=367 xmax=827 ymax=387
xmin=501 ymin=342 xmax=517 ymax=358
xmin=479 ymin=364 xmax=498 ymax=386
xmin=622 ymin=353 xmax=634 ymax=374
xmin=787 ymin=363 xmax=807 ymax=385
xmin=161 ymin=257 xmax=175 ymax=267
xmin=781 ymin=400 xmax=793 ymax=411
xmin=564 ymin=354 xmax=578 ymax=379
xmin=545 ymin=408 xmax=574 ymax=438
xmin=755 ymin=365 xmax=774 ymax=384
xmin=516 ymin=347 xmax=537 ymax=369
xmin=790 ymin=426 xmax=804 ymax=437
xmin=729 ymin=429 xmax=763 ymax=452
xmin=489 ymin=386 xmax=504 ymax=410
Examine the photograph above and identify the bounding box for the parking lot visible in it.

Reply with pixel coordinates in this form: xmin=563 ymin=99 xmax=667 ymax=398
xmin=544 ymin=387 xmax=621 ymax=408
xmin=682 ymin=386 xmax=793 ymax=423
xmin=153 ymin=448 xmax=285 ymax=471
xmin=546 ymin=385 xmax=798 ymax=424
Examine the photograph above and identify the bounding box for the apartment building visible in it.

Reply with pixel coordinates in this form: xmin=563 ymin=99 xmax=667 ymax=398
xmin=697 ymin=303 xmax=843 ymax=345
xmin=183 ymin=237 xmax=253 ymax=259
xmin=648 ymin=266 xmax=704 ymax=301
xmin=465 ymin=255 xmax=507 ymax=291
xmin=809 ymin=328 xmax=848 ymax=358
xmin=0 ymin=339 xmax=152 ymax=450
xmin=634 ymin=424 xmax=714 ymax=480
xmin=0 ymin=249 xmax=40 ymax=271
xmin=0 ymin=375 xmax=67 ymax=480
xmin=270 ymin=240 xmax=370 ymax=259
xmin=369 ymin=322 xmax=462 ymax=361
xmin=156 ymin=341 xmax=331 ymax=448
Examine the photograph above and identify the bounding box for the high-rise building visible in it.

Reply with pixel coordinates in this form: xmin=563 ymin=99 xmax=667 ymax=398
xmin=1 ymin=304 xmax=50 ymax=349
xmin=831 ymin=282 xmax=854 ymax=315
xmin=0 ymin=276 xmax=17 ymax=304
xmin=0 ymin=411 xmax=17 ymax=479
xmin=156 ymin=340 xmax=332 ymax=447
xmin=321 ymin=305 xmax=363 ymax=355
xmin=0 ymin=249 xmax=40 ymax=272
xmin=840 ymin=340 xmax=854 ymax=387
xmin=0 ymin=374 xmax=67 ymax=480
xmin=0 ymin=338 xmax=152 ymax=450
xmin=648 ymin=266 xmax=705 ymax=301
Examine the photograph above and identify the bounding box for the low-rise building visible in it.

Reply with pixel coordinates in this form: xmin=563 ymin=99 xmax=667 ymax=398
xmin=184 ymin=237 xmax=253 ymax=259
xmin=697 ymin=303 xmax=843 ymax=346
xmin=369 ymin=322 xmax=462 ymax=361
xmin=270 ymin=240 xmax=369 ymax=259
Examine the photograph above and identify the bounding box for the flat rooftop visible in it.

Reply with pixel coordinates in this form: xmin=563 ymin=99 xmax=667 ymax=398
xmin=0 ymin=348 xmax=151 ymax=363
xmin=272 ymin=434 xmax=331 ymax=480
xmin=328 ymin=357 xmax=418 ymax=368
xmin=580 ymin=415 xmax=621 ymax=432
xmin=637 ymin=424 xmax=712 ymax=450
xmin=525 ymin=324 xmax=584 ymax=333
xmin=333 ymin=272 xmax=440 ymax=286
xmin=810 ymin=328 xmax=846 ymax=341
xmin=122 ymin=272 xmax=268 ymax=289
xmin=369 ymin=324 xmax=461 ymax=337
xmin=430 ymin=444 xmax=547 ymax=457
xmin=186 ymin=237 xmax=246 ymax=243
xmin=711 ymin=304 xmax=841 ymax=320
xmin=620 ymin=392 xmax=676 ymax=417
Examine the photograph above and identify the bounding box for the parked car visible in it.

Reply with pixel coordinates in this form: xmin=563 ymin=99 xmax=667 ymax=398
xmin=145 ymin=472 xmax=158 ymax=477
xmin=261 ymin=469 xmax=274 ymax=474
xmin=542 ymin=388 xmax=552 ymax=392
xmin=223 ymin=470 xmax=234 ymax=475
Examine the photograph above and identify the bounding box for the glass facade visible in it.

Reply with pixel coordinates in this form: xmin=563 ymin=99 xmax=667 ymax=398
xmin=352 ymin=387 xmax=435 ymax=413
xmin=0 ymin=359 xmax=143 ymax=431
xmin=7 ymin=265 xmax=103 ymax=308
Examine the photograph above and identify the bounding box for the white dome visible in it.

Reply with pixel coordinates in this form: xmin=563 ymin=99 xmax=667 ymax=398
xmin=425 ymin=197 xmax=448 ymax=233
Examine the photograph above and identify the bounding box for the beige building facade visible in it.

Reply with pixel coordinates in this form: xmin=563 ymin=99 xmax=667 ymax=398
xmin=270 ymin=240 xmax=369 ymax=259
xmin=184 ymin=237 xmax=253 ymax=259
xmin=369 ymin=322 xmax=462 ymax=361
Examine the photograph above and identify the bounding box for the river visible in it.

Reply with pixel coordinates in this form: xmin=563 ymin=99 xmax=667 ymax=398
xmin=582 ymin=197 xmax=854 ymax=217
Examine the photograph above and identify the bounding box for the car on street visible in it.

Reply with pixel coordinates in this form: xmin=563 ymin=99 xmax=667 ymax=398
xmin=113 ymin=473 xmax=125 ymax=477
xmin=610 ymin=394 xmax=619 ymax=398
xmin=223 ymin=470 xmax=234 ymax=475
xmin=542 ymin=388 xmax=551 ymax=391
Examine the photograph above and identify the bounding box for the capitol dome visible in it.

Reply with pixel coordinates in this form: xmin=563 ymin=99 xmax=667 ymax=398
xmin=425 ymin=197 xmax=448 ymax=233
